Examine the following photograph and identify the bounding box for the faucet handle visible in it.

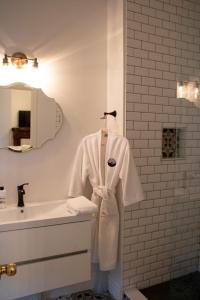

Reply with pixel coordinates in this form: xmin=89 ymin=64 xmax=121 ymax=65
xmin=17 ymin=183 xmax=29 ymax=191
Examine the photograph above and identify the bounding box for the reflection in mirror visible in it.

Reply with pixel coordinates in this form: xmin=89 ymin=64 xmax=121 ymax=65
xmin=0 ymin=84 xmax=63 ymax=152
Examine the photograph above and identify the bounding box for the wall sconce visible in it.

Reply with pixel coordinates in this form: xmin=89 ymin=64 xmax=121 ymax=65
xmin=2 ymin=52 xmax=38 ymax=69
xmin=0 ymin=52 xmax=42 ymax=87
xmin=177 ymin=81 xmax=199 ymax=103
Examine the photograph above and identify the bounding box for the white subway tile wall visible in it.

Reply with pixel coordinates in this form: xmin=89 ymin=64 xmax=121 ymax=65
xmin=124 ymin=0 xmax=200 ymax=290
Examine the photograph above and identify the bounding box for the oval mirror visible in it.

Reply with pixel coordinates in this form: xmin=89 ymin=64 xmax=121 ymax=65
xmin=0 ymin=83 xmax=63 ymax=152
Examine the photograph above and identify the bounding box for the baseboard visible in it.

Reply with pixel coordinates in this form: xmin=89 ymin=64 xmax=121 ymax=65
xmin=124 ymin=288 xmax=148 ymax=300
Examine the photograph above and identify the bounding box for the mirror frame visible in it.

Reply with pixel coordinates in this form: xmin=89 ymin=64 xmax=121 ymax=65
xmin=0 ymin=83 xmax=63 ymax=152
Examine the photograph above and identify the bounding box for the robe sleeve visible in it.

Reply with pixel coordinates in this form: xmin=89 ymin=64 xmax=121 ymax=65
xmin=119 ymin=140 xmax=144 ymax=206
xmin=68 ymin=139 xmax=88 ymax=198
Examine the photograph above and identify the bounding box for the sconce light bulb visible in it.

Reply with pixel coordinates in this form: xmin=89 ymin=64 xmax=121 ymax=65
xmin=194 ymin=88 xmax=199 ymax=99
xmin=178 ymin=81 xmax=184 ymax=98
xmin=11 ymin=52 xmax=28 ymax=69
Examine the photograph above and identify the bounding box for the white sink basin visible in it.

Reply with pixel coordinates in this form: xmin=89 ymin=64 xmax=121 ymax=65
xmin=0 ymin=200 xmax=72 ymax=222
xmin=0 ymin=200 xmax=90 ymax=232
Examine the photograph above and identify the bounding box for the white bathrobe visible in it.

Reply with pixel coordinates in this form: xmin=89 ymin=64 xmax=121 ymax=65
xmin=68 ymin=130 xmax=144 ymax=271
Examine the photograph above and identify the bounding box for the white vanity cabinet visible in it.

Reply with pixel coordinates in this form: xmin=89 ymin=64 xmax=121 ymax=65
xmin=0 ymin=218 xmax=91 ymax=300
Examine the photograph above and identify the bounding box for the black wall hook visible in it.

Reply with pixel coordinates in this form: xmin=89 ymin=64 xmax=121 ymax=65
xmin=101 ymin=110 xmax=117 ymax=119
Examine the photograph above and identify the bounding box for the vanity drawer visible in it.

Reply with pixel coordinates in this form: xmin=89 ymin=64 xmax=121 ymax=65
xmin=0 ymin=252 xmax=91 ymax=300
xmin=0 ymin=221 xmax=91 ymax=263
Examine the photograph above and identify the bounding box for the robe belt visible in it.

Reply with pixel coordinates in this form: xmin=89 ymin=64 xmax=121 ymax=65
xmin=93 ymin=185 xmax=114 ymax=199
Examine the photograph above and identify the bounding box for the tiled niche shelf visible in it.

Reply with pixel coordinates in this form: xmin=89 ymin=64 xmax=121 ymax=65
xmin=162 ymin=128 xmax=185 ymax=159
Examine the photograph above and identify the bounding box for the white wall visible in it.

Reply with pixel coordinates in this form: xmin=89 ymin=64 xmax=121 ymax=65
xmin=0 ymin=0 xmax=107 ymax=204
xmin=107 ymin=0 xmax=124 ymax=135
xmin=0 ymin=1 xmax=125 ymax=298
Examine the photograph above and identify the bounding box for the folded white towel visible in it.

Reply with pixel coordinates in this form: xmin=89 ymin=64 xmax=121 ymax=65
xmin=66 ymin=196 xmax=98 ymax=215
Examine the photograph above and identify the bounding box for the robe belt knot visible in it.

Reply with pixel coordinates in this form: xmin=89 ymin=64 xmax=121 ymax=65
xmin=93 ymin=185 xmax=114 ymax=199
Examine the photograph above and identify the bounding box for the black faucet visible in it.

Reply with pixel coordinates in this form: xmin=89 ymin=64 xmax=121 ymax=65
xmin=17 ymin=183 xmax=29 ymax=207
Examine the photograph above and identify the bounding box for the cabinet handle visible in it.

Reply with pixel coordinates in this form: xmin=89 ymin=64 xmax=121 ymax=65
xmin=0 ymin=263 xmax=17 ymax=277
xmin=6 ymin=264 xmax=17 ymax=276
xmin=0 ymin=265 xmax=7 ymax=276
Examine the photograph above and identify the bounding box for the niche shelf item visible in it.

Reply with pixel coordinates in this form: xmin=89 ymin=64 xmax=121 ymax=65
xmin=162 ymin=128 xmax=184 ymax=159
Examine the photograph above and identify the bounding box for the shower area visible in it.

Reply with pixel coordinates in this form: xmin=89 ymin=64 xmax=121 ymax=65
xmin=123 ymin=0 xmax=200 ymax=299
